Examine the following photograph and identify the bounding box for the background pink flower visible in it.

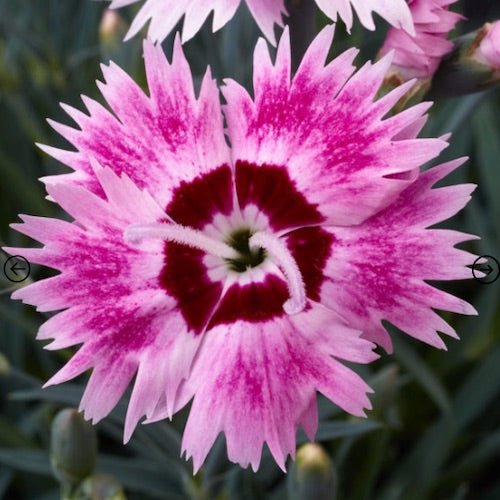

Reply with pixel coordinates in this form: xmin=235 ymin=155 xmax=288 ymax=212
xmin=315 ymin=0 xmax=414 ymax=34
xmin=7 ymin=26 xmax=478 ymax=471
xmin=380 ymin=0 xmax=463 ymax=80
xmin=477 ymin=21 xmax=500 ymax=69
xmin=108 ymin=0 xmax=414 ymax=44
xmin=109 ymin=0 xmax=287 ymax=44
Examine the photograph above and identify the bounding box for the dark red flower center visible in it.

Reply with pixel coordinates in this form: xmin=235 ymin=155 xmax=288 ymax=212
xmin=159 ymin=161 xmax=333 ymax=334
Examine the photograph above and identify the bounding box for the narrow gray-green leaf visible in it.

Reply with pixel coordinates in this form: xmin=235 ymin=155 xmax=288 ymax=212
xmin=297 ymin=419 xmax=380 ymax=445
xmin=0 ymin=448 xmax=51 ymax=475
xmin=393 ymin=337 xmax=452 ymax=414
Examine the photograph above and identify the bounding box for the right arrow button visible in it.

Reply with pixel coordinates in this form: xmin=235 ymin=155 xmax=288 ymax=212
xmin=472 ymin=255 xmax=500 ymax=284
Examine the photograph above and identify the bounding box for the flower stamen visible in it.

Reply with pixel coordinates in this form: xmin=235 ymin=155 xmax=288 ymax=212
xmin=124 ymin=222 xmax=240 ymax=260
xmin=249 ymin=231 xmax=307 ymax=315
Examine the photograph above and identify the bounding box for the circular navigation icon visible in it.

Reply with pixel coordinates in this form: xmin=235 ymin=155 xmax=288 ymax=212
xmin=3 ymin=255 xmax=31 ymax=283
xmin=472 ymin=255 xmax=500 ymax=285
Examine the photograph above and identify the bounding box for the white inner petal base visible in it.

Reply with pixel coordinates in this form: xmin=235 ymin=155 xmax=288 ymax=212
xmin=124 ymin=222 xmax=307 ymax=315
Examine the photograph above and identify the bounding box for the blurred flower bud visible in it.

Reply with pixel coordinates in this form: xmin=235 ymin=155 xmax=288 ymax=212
xmin=78 ymin=474 xmax=126 ymax=500
xmin=380 ymin=0 xmax=463 ymax=79
xmin=50 ymin=408 xmax=97 ymax=486
xmin=475 ymin=21 xmax=500 ymax=74
xmin=378 ymin=0 xmax=463 ymax=108
xmin=0 ymin=352 xmax=9 ymax=375
xmin=287 ymin=443 xmax=337 ymax=500
xmin=369 ymin=364 xmax=400 ymax=426
xmin=99 ymin=10 xmax=127 ymax=47
xmin=428 ymin=21 xmax=500 ymax=98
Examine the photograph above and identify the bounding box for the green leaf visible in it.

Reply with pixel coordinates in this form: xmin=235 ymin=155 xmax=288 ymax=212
xmin=436 ymin=429 xmax=500 ymax=488
xmin=201 ymin=435 xmax=229 ymax=495
xmin=0 ymin=448 xmax=52 ymax=475
xmin=297 ymin=419 xmax=380 ymax=445
xmin=393 ymin=337 xmax=452 ymax=414
xmin=96 ymin=455 xmax=188 ymax=499
xmin=378 ymin=347 xmax=500 ymax=499
xmin=0 ymin=416 xmax=35 ymax=447
xmin=425 ymin=93 xmax=487 ymax=137
xmin=0 ymin=467 xmax=13 ymax=498
xmin=473 ymin=100 xmax=500 ymax=237
xmin=453 ymin=346 xmax=500 ymax=429
xmin=317 ymin=394 xmax=342 ymax=420
xmin=482 ymin=482 xmax=500 ymax=500
xmin=10 ymin=385 xmax=184 ymax=461
xmin=10 ymin=384 xmax=84 ymax=407
xmin=0 ymin=298 xmax=39 ymax=336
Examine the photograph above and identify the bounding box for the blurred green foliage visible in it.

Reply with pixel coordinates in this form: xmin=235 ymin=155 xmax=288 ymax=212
xmin=0 ymin=0 xmax=499 ymax=499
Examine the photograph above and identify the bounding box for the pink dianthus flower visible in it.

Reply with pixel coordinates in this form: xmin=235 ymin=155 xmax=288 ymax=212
xmin=7 ymin=27 xmax=478 ymax=471
xmin=477 ymin=21 xmax=500 ymax=69
xmin=380 ymin=0 xmax=463 ymax=80
xmin=108 ymin=0 xmax=414 ymax=44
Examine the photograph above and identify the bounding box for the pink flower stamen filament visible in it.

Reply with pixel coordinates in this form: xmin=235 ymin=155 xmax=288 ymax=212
xmin=249 ymin=231 xmax=306 ymax=315
xmin=125 ymin=222 xmax=307 ymax=315
xmin=124 ymin=222 xmax=239 ymax=260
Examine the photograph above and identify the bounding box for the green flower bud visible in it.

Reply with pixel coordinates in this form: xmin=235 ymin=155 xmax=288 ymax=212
xmin=50 ymin=408 xmax=97 ymax=486
xmin=0 ymin=352 xmax=9 ymax=375
xmin=78 ymin=474 xmax=126 ymax=500
xmin=99 ymin=10 xmax=127 ymax=48
xmin=369 ymin=363 xmax=400 ymax=425
xmin=428 ymin=23 xmax=500 ymax=99
xmin=378 ymin=71 xmax=431 ymax=113
xmin=287 ymin=443 xmax=337 ymax=500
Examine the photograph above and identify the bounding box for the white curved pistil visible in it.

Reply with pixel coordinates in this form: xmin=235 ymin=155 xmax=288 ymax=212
xmin=249 ymin=231 xmax=307 ymax=315
xmin=124 ymin=222 xmax=240 ymax=260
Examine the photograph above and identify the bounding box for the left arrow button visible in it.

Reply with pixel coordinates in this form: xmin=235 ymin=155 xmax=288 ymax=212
xmin=3 ymin=256 xmax=31 ymax=283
